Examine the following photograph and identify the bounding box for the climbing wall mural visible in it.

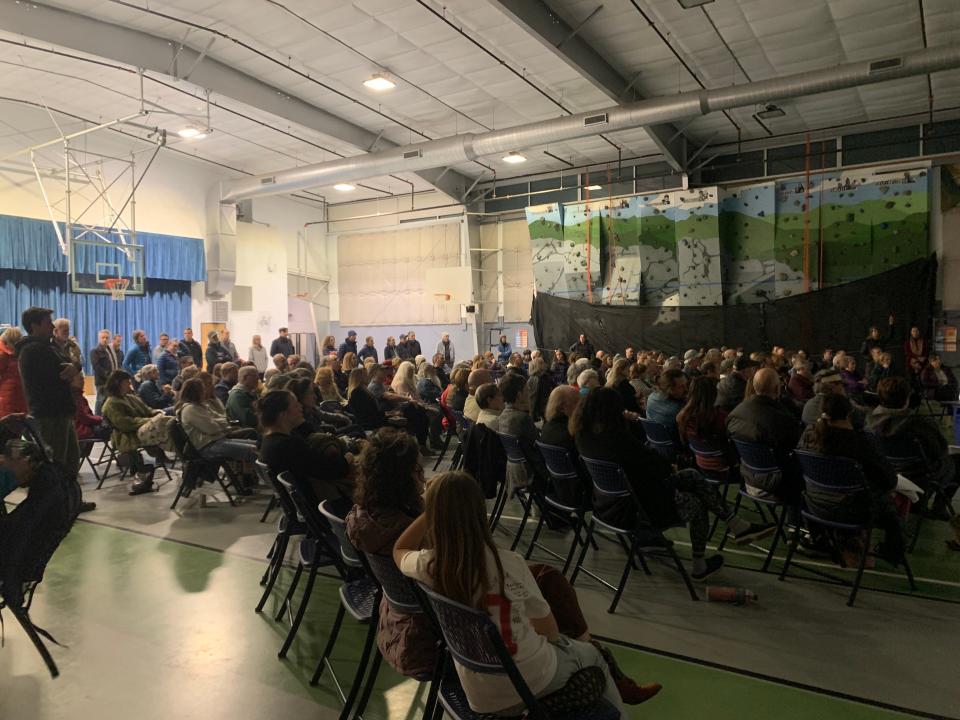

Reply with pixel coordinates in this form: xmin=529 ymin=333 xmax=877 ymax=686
xmin=525 ymin=166 xmax=929 ymax=310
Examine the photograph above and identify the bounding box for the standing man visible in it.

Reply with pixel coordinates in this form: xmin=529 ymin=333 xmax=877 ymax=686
xmin=111 ymin=333 xmax=125 ymax=368
xmin=270 ymin=327 xmax=294 ymax=357
xmin=569 ymin=333 xmax=594 ymax=359
xmin=406 ymin=331 xmax=422 ymax=358
xmin=152 ymin=332 xmax=169 ymax=362
xmin=221 ymin=328 xmax=239 ymax=362
xmin=123 ymin=330 xmax=152 ymax=380
xmin=338 ymin=330 xmax=358 ymax=361
xmin=90 ymin=328 xmax=119 ymax=413
xmin=53 ymin=317 xmax=83 ymax=369
xmin=205 ymin=331 xmax=232 ymax=372
xmin=358 ymin=335 xmax=378 ymax=364
xmin=16 ymin=307 xmax=95 ymax=513
xmin=178 ymin=327 xmax=203 ymax=368
xmin=436 ymin=331 xmax=456 ymax=369
xmin=396 ymin=333 xmax=411 ymax=360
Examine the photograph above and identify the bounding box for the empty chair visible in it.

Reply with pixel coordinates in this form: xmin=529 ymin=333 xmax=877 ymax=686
xmin=253 ymin=461 xmax=305 ymax=613
xmin=311 ymin=499 xmax=381 ymax=720
xmin=272 ymin=473 xmax=344 ymax=658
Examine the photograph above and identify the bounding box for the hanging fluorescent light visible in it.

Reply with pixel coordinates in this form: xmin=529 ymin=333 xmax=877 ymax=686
xmin=677 ymin=0 xmax=715 ymax=8
xmin=177 ymin=126 xmax=207 ymax=139
xmin=363 ymin=73 xmax=396 ymax=91
xmin=756 ymin=104 xmax=786 ymax=119
xmin=502 ymin=151 xmax=527 ymax=164
xmin=333 ymin=183 xmax=356 ymax=192
xmin=585 ymin=185 xmax=602 ymax=191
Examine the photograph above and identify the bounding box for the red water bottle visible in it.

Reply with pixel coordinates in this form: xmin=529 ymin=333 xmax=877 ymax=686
xmin=706 ymin=586 xmax=757 ymax=605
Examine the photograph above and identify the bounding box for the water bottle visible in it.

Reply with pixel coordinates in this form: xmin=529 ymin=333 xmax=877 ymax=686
xmin=706 ymin=586 xmax=757 ymax=605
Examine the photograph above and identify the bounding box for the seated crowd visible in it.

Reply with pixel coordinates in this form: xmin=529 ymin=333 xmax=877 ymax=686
xmin=4 ymin=312 xmax=957 ymax=718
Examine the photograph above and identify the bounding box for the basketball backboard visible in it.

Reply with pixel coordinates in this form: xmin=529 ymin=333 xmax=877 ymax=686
xmin=69 ymin=236 xmax=145 ymax=296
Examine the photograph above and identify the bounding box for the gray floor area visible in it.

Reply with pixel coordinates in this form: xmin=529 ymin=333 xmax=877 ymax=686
xmin=3 ymin=458 xmax=958 ymax=719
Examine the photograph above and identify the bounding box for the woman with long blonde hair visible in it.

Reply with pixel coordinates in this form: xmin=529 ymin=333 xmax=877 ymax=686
xmin=314 ymin=366 xmax=346 ymax=404
xmin=395 ymin=471 xmax=654 ymax=716
xmin=390 ymin=360 xmax=419 ymax=400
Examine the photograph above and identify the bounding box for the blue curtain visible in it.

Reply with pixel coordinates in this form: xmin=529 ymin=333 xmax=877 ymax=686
xmin=0 ymin=270 xmax=192 ymax=375
xmin=0 ymin=214 xmax=205 ymax=280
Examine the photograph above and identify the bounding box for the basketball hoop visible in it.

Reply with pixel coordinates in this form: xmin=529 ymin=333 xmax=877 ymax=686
xmin=433 ymin=292 xmax=452 ymax=302
xmin=104 ymin=278 xmax=130 ymax=301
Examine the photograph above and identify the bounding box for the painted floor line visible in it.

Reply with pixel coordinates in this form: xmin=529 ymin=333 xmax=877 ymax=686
xmin=593 ymin=634 xmax=958 ymax=720
xmin=498 ymin=512 xmax=960 ymax=590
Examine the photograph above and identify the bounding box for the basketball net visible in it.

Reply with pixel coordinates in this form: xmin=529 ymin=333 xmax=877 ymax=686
xmin=104 ymin=278 xmax=130 ymax=301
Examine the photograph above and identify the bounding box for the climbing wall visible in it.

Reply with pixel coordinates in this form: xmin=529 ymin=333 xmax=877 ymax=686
xmin=598 ymin=197 xmax=641 ymax=305
xmin=675 ymin=187 xmax=722 ymax=307
xmin=524 ymin=167 xmax=928 ymax=307
xmin=719 ymin=182 xmax=776 ymax=304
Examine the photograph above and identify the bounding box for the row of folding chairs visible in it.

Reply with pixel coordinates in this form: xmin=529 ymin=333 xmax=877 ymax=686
xmin=253 ymin=459 xmax=618 ymax=719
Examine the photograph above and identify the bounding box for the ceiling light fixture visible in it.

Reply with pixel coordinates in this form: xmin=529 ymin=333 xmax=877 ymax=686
xmin=677 ymin=0 xmax=715 ymax=8
xmin=502 ymin=151 xmax=527 ymax=164
xmin=585 ymin=185 xmax=602 ymax=191
xmin=177 ymin=126 xmax=207 ymax=139
xmin=755 ymin=104 xmax=786 ymax=119
xmin=363 ymin=73 xmax=396 ymax=91
xmin=333 ymin=183 xmax=356 ymax=192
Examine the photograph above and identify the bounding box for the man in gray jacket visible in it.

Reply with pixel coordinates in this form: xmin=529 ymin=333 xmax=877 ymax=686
xmin=435 ymin=331 xmax=455 ymax=369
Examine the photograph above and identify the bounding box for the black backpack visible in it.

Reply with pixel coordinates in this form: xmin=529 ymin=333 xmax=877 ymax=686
xmin=0 ymin=422 xmax=82 ymax=678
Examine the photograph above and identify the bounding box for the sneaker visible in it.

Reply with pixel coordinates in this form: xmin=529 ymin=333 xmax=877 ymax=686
xmin=78 ymin=501 xmax=96 ymax=513
xmin=732 ymin=522 xmax=776 ymax=545
xmin=691 ymin=555 xmax=724 ymax=581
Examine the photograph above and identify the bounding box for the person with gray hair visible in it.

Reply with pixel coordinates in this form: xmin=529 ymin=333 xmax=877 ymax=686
xmin=576 ymin=368 xmax=600 ymax=392
xmin=525 ymin=356 xmax=554 ymax=422
xmin=435 ymin=331 xmax=455 ymax=369
xmin=226 ymin=365 xmax=261 ymax=429
xmin=52 ymin=317 xmax=83 ymax=369
xmin=567 ymin=357 xmax=590 ymax=385
xmin=136 ymin=364 xmax=173 ymax=409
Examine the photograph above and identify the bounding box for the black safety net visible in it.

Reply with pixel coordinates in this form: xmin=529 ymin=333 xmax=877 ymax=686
xmin=531 ymin=255 xmax=937 ymax=357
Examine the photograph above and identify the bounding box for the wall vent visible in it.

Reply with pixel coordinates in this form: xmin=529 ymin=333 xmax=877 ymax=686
xmin=403 ymin=149 xmax=424 ymax=159
xmin=260 ymin=176 xmax=277 ymax=185
xmin=869 ymin=57 xmax=903 ymax=74
xmin=583 ymin=113 xmax=609 ymax=127
xmin=211 ymin=300 xmax=229 ymax=322
xmin=231 ymin=285 xmax=253 ymax=311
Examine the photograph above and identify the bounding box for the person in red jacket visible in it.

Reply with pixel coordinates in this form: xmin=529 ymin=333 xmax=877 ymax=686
xmin=904 ymin=325 xmax=929 ymax=375
xmin=71 ymin=372 xmax=110 ymax=441
xmin=0 ymin=327 xmax=27 ymax=417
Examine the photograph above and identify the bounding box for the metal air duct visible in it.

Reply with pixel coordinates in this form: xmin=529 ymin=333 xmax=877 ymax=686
xmin=221 ymin=44 xmax=960 ymax=202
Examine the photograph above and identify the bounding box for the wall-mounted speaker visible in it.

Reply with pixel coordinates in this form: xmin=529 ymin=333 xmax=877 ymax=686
xmin=465 ymin=305 xmax=476 ymax=313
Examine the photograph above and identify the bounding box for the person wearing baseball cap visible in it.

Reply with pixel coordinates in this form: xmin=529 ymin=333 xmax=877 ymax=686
xmin=801 ymin=367 xmax=865 ymax=428
xmin=715 ymin=355 xmax=760 ymax=412
xmin=338 ymin=330 xmax=358 ymax=361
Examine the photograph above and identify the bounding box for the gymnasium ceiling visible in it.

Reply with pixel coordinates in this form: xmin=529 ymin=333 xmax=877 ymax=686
xmin=0 ymin=0 xmax=958 ymax=204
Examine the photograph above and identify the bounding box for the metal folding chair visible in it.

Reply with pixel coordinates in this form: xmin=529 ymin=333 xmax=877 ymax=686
xmin=532 ymin=442 xmax=593 ymax=575
xmin=573 ymin=457 xmax=698 ymax=612
xmin=272 ymin=473 xmax=345 ymax=658
xmin=310 ymin=499 xmax=381 ymax=720
xmin=253 ymin=460 xmax=306 ymax=611
xmin=78 ymin=437 xmax=119 ymax=488
xmin=418 ymin=584 xmax=620 ymax=720
xmin=638 ymin=417 xmax=680 ymax=463
xmin=780 ymin=450 xmax=916 ymax=607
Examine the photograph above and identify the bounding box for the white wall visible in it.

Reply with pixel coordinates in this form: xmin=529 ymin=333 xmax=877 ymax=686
xmin=0 ymin=101 xmax=330 ymax=347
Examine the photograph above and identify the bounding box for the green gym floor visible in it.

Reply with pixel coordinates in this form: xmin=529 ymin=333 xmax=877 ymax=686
xmin=2 ymin=458 xmax=957 ymax=720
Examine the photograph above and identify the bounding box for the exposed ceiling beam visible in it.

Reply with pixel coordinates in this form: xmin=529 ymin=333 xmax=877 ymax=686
xmin=0 ymin=0 xmax=472 ymax=200
xmin=488 ymin=0 xmax=687 ymax=171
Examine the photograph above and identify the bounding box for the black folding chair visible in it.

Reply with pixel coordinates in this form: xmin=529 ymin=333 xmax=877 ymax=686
xmin=310 ymin=499 xmax=380 ymax=720
xmin=168 ymin=419 xmax=236 ymax=509
xmin=494 ymin=432 xmax=533 ymax=541
xmin=532 ymin=442 xmax=593 ymax=575
xmin=78 ymin=436 xmax=120 ymax=489
xmin=573 ymin=457 xmax=698 ymax=611
xmin=639 ymin=417 xmax=680 ymax=463
xmin=446 ymin=410 xmax=471 ymax=471
xmin=780 ymin=450 xmax=916 ymax=607
xmin=418 ymin=583 xmax=619 ymax=720
xmin=253 ymin=460 xmax=306 ymax=612
xmin=273 ymin=473 xmax=345 ymax=659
